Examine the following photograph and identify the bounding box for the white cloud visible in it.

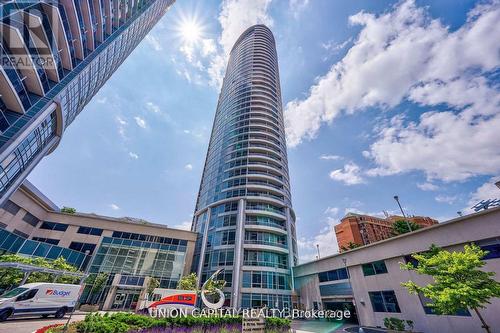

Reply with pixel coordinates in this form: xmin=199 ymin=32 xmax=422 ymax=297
xmin=115 ymin=116 xmax=127 ymax=139
xmin=134 ymin=116 xmax=147 ymax=129
xmin=96 ymin=96 xmax=107 ymax=104
xmin=201 ymin=39 xmax=216 ymax=56
xmin=284 ymin=0 xmax=500 ymax=182
xmin=324 ymin=206 xmax=339 ymax=216
xmin=109 ymin=203 xmax=120 ymax=210
xmin=319 ymin=154 xmax=342 ymax=161
xmin=146 ymin=102 xmax=160 ymax=113
xmin=465 ymin=176 xmax=500 ymax=212
xmin=146 ymin=35 xmax=162 ymax=51
xmin=180 ymin=43 xmax=195 ymax=62
xmin=417 ymin=182 xmax=439 ymax=191
xmin=321 ymin=37 xmax=352 ymax=56
xmin=298 ymin=217 xmax=340 ymax=262
xmin=128 ymin=152 xmax=139 ymax=159
xmin=208 ymin=0 xmax=273 ymax=88
xmin=329 ymin=162 xmax=365 ymax=185
xmin=435 ymin=195 xmax=458 ymax=205
xmin=174 ymin=220 xmax=192 ymax=231
xmin=184 ymin=164 xmax=193 ymax=171
xmin=289 ymin=0 xmax=309 ymax=18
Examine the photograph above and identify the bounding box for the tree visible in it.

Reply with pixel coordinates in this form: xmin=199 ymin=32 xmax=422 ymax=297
xmin=146 ymin=277 xmax=160 ymax=295
xmin=177 ymin=273 xmax=198 ymax=290
xmin=340 ymin=242 xmax=361 ymax=252
xmin=392 ymin=220 xmax=420 ymax=235
xmin=401 ymin=244 xmax=500 ymax=333
xmin=202 ymin=276 xmax=226 ymax=297
xmin=61 ymin=206 xmax=76 ymax=214
xmin=177 ymin=272 xmax=226 ymax=296
xmin=84 ymin=273 xmax=109 ymax=304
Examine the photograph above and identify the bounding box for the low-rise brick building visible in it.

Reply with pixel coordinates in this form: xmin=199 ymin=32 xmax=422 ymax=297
xmin=335 ymin=213 xmax=438 ymax=251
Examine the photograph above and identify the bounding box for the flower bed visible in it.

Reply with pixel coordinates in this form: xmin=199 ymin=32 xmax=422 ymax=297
xmin=46 ymin=312 xmax=291 ymax=333
xmin=36 ymin=323 xmax=64 ymax=333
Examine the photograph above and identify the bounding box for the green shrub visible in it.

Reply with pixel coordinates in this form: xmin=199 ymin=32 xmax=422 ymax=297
xmin=383 ymin=317 xmax=405 ymax=331
xmin=56 ymin=312 xmax=290 ymax=333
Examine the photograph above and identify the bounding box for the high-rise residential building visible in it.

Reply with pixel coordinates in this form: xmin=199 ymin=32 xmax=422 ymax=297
xmin=0 ymin=0 xmax=175 ymax=204
xmin=191 ymin=25 xmax=297 ymax=309
xmin=335 ymin=212 xmax=438 ymax=251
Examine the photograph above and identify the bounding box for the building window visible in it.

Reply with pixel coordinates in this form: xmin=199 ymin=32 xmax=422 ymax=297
xmin=2 ymin=200 xmax=20 ymax=215
xmin=318 ymin=268 xmax=348 ymax=282
xmin=119 ymin=275 xmax=145 ymax=286
xmin=241 ymin=293 xmax=291 ymax=309
xmin=241 ymin=271 xmax=291 ymax=290
xmin=478 ymin=238 xmax=500 ymax=260
xmin=40 ymin=221 xmax=68 ymax=231
xmin=22 ymin=212 xmax=40 ymax=227
xmin=77 ymin=226 xmax=103 ymax=236
xmin=418 ymin=293 xmax=470 ymax=316
xmin=69 ymin=242 xmax=96 ymax=255
xmin=319 ymin=282 xmax=353 ymax=296
xmin=32 ymin=237 xmax=60 ymax=245
xmin=369 ymin=290 xmax=401 ymax=313
xmin=13 ymin=229 xmax=29 ymax=239
xmin=362 ymin=260 xmax=388 ymax=276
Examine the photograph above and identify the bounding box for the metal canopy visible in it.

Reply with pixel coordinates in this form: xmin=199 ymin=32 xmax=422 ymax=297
xmin=0 ymin=262 xmax=87 ymax=278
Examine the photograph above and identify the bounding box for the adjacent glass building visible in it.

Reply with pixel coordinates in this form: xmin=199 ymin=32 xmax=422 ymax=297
xmin=191 ymin=25 xmax=298 ymax=309
xmin=0 ymin=0 xmax=175 ymax=204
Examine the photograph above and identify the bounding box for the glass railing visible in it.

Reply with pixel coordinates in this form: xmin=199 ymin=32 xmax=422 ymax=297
xmin=246 ymin=219 xmax=286 ymax=230
xmin=244 ymin=239 xmax=287 ymax=248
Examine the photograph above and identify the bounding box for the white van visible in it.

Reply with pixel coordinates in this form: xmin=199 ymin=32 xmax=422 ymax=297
xmin=0 ymin=283 xmax=81 ymax=321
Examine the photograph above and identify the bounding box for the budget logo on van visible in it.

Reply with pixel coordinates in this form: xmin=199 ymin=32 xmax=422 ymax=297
xmin=46 ymin=289 xmax=71 ymax=297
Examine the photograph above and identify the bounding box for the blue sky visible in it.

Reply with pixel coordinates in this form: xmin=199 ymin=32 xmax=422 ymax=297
xmin=28 ymin=0 xmax=500 ymax=262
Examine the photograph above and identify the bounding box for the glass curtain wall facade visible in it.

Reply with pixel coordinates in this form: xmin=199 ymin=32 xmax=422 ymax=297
xmin=82 ymin=234 xmax=188 ymax=305
xmin=0 ymin=0 xmax=175 ymax=204
xmin=191 ymin=25 xmax=298 ymax=309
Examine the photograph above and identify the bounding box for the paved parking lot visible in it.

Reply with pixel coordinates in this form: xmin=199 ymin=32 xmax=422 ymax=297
xmin=0 ymin=314 xmax=87 ymax=333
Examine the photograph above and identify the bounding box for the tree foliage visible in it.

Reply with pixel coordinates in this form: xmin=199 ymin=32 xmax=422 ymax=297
xmin=401 ymin=244 xmax=500 ymax=332
xmin=146 ymin=277 xmax=160 ymax=295
xmin=61 ymin=206 xmax=76 ymax=214
xmin=340 ymin=241 xmax=362 ymax=252
xmin=202 ymin=276 xmax=226 ymax=297
xmin=392 ymin=220 xmax=420 ymax=235
xmin=84 ymin=272 xmax=109 ymax=304
xmin=176 ymin=272 xmax=226 ymax=297
xmin=0 ymin=254 xmax=80 ymax=289
xmin=177 ymin=273 xmax=198 ymax=290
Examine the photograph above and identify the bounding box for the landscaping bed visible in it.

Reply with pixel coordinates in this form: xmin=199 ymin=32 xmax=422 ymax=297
xmin=46 ymin=312 xmax=291 ymax=333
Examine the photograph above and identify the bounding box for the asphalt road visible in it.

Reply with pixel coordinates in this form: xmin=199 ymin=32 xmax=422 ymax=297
xmin=0 ymin=314 xmax=87 ymax=333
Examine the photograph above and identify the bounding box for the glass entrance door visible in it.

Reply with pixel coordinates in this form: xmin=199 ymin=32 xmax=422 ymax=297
xmin=112 ymin=289 xmax=141 ymax=310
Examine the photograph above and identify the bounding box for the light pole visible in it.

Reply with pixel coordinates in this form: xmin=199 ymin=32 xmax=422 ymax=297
xmin=393 ymin=195 xmax=412 ymax=232
xmin=63 ymin=250 xmax=92 ymax=333
xmin=316 ymin=244 xmax=320 ymax=259
xmin=342 ymin=258 xmax=358 ymax=324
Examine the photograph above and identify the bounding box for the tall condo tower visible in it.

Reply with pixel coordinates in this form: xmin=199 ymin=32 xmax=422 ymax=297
xmin=0 ymin=0 xmax=175 ymax=203
xmin=192 ymin=25 xmax=297 ymax=309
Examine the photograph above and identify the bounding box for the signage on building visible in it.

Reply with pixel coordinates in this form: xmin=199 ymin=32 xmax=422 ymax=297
xmin=242 ymin=310 xmax=265 ymax=333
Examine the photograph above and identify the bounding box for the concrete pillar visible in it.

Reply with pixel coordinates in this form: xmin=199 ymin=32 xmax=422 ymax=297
xmin=232 ymin=198 xmax=245 ymax=307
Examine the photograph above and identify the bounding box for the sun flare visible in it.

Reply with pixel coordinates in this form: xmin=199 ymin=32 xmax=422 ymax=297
xmin=180 ymin=19 xmax=201 ymax=43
